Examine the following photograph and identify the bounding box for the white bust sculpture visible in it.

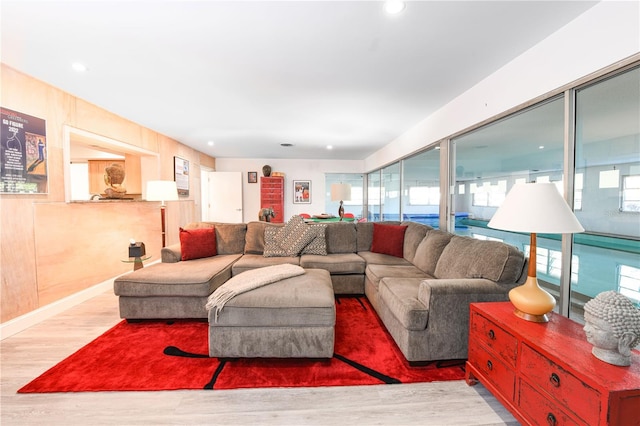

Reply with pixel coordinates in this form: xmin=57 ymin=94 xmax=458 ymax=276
xmin=583 ymin=291 xmax=640 ymax=366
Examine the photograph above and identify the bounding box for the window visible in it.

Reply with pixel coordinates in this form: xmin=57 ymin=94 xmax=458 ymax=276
xmin=618 ymin=265 xmax=640 ymax=306
xmin=622 ymin=175 xmax=640 ymax=212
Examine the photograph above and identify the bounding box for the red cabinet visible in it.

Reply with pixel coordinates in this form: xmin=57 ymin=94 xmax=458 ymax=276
xmin=466 ymin=302 xmax=640 ymax=426
xmin=260 ymin=176 xmax=284 ymax=223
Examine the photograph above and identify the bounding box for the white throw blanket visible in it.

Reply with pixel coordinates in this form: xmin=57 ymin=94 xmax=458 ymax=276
xmin=206 ymin=264 xmax=305 ymax=322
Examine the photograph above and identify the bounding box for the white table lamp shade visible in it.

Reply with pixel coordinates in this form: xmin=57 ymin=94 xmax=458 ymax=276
xmin=146 ymin=180 xmax=179 ymax=204
xmin=331 ymin=183 xmax=352 ymax=202
xmin=488 ymin=183 xmax=584 ymax=234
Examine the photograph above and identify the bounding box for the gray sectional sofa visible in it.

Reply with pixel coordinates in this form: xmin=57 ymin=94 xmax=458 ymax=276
xmin=114 ymin=219 xmax=526 ymax=362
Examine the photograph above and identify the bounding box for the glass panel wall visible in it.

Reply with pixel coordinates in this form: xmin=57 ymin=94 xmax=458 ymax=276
xmin=367 ymin=170 xmax=381 ymax=222
xmin=572 ymin=66 xmax=640 ymax=317
xmin=381 ymin=162 xmax=401 ymax=221
xmin=452 ymin=97 xmax=566 ymax=309
xmin=324 ymin=173 xmax=365 ymax=219
xmin=401 ymin=147 xmax=440 ymax=227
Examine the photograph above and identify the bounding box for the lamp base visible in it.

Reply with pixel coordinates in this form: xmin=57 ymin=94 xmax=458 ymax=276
xmin=508 ymin=275 xmax=556 ymax=323
xmin=513 ymin=308 xmax=550 ymax=323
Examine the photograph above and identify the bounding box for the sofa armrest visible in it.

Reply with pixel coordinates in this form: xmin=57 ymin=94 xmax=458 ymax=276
xmin=161 ymin=243 xmax=182 ymax=263
xmin=416 ymin=278 xmax=513 ymax=359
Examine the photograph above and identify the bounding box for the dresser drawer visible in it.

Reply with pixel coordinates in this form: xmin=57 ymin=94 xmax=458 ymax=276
xmin=469 ymin=311 xmax=518 ymax=367
xmin=468 ymin=343 xmax=515 ymax=400
xmin=519 ymin=379 xmax=582 ymax=426
xmin=520 ymin=344 xmax=601 ymax=425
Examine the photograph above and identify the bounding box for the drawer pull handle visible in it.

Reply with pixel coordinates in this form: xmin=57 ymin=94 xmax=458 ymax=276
xmin=486 ymin=360 xmax=493 ymax=371
xmin=546 ymin=413 xmax=557 ymax=426
xmin=549 ymin=373 xmax=561 ymax=388
xmin=487 ymin=329 xmax=495 ymax=340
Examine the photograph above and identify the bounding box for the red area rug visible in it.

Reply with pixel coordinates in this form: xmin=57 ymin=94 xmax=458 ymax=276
xmin=18 ymin=297 xmax=465 ymax=393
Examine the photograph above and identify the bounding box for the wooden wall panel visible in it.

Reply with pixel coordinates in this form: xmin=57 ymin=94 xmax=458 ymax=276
xmin=33 ymin=202 xmax=161 ymax=306
xmin=0 ymin=64 xmax=215 ymax=323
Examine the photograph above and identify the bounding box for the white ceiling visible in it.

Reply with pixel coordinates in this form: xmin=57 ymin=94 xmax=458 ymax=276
xmin=1 ymin=1 xmax=599 ymax=160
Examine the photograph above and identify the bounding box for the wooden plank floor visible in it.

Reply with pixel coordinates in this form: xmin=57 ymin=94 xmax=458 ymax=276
xmin=1 ymin=287 xmax=519 ymax=425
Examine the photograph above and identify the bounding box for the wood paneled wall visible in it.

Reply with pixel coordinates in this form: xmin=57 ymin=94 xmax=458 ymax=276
xmin=0 ymin=64 xmax=214 ymax=323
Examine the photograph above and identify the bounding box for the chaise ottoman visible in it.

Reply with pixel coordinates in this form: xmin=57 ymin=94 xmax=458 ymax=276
xmin=208 ymin=268 xmax=336 ymax=358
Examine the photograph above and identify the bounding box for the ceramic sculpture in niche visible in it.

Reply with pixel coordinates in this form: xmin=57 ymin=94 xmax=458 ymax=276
xmin=104 ymin=163 xmax=127 ymax=198
xmin=259 ymin=207 xmax=276 ymax=222
xmin=583 ymin=291 xmax=640 ymax=366
xmin=262 ymin=165 xmax=272 ymax=177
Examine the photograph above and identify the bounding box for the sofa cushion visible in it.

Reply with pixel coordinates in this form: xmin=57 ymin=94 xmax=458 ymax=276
xmin=400 ymin=221 xmax=432 ymax=263
xmin=358 ymin=251 xmax=412 ymax=266
xmin=275 ymin=215 xmax=316 ymax=256
xmin=300 ymin=252 xmax=365 ymax=274
xmin=371 ymin=223 xmax=408 ymax=258
xmin=232 ymin=253 xmax=300 ymax=275
xmin=301 ymin=224 xmax=327 ymax=255
xmin=365 ymin=264 xmax=429 ymax=290
xmin=179 ymin=227 xmax=217 ymax=261
xmin=325 ymin=222 xmax=357 ymax=253
xmin=434 ymin=235 xmax=525 ymax=284
xmin=412 ymin=229 xmax=453 ymax=276
xmin=379 ymin=278 xmax=429 ymax=331
xmin=184 ymin=222 xmax=247 ymax=255
xmin=244 ymin=221 xmax=282 ymax=254
xmin=114 ymin=254 xmax=242 ymax=297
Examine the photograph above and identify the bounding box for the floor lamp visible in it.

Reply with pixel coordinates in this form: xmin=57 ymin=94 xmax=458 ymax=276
xmin=331 ymin=183 xmax=351 ymax=221
xmin=146 ymin=180 xmax=179 ymax=247
xmin=488 ymin=182 xmax=584 ymax=322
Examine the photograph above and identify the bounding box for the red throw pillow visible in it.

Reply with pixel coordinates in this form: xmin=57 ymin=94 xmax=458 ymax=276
xmin=180 ymin=227 xmax=217 ymax=261
xmin=370 ymin=223 xmax=408 ymax=258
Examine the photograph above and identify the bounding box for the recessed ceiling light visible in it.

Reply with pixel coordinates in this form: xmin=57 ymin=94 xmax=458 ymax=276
xmin=327 ymin=145 xmax=333 ymax=150
xmin=384 ymin=1 xmax=405 ymax=15
xmin=71 ymin=62 xmax=87 ymax=72
xmin=539 ymin=145 xmax=545 ymax=150
xmin=208 ymin=141 xmax=214 ymax=146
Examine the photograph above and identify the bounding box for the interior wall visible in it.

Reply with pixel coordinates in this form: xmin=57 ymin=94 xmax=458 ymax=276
xmin=0 ymin=65 xmax=214 ymax=323
xmin=214 ymin=158 xmax=364 ymax=223
xmin=364 ymin=1 xmax=640 ymax=172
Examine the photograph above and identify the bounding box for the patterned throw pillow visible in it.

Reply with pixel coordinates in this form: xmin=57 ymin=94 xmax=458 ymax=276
xmin=301 ymin=224 xmax=327 ymax=255
xmin=263 ymin=226 xmax=287 ymax=257
xmin=276 ymin=215 xmax=315 ymax=256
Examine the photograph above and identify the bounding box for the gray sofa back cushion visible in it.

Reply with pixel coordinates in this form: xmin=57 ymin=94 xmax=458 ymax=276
xmin=184 ymin=222 xmax=247 ymax=255
xmin=356 ymin=221 xmax=401 ymax=252
xmin=434 ymin=235 xmax=525 ymax=284
xmin=244 ymin=221 xmax=282 ymax=254
xmin=412 ymin=229 xmax=453 ymax=276
xmin=325 ymin=222 xmax=357 ymax=253
xmin=400 ymin=221 xmax=432 ymax=263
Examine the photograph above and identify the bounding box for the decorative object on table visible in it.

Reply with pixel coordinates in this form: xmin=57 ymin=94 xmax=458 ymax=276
xmin=258 ymin=207 xmax=276 ymax=222
xmin=146 ymin=180 xmax=179 ymax=247
xmin=247 ymin=171 xmax=257 ymax=183
xmin=262 ymin=165 xmax=272 ymax=177
xmin=330 ymin=182 xmax=351 ymax=221
xmin=488 ymin=182 xmax=584 ymax=322
xmin=583 ymin=291 xmax=640 ymax=366
xmin=293 ymin=180 xmax=311 ymax=204
xmin=103 ymin=162 xmax=127 ymax=198
xmin=128 ymin=239 xmax=146 ymax=258
xmin=173 ymin=156 xmax=189 ymax=196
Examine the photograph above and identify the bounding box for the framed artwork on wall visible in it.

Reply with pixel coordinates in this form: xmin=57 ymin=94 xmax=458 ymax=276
xmin=248 ymin=171 xmax=257 ymax=183
xmin=174 ymin=156 xmax=189 ymax=196
xmin=293 ymin=180 xmax=311 ymax=204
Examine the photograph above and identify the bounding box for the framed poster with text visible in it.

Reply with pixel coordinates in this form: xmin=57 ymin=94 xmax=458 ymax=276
xmin=174 ymin=156 xmax=189 ymax=196
xmin=1 ymin=107 xmax=48 ymax=193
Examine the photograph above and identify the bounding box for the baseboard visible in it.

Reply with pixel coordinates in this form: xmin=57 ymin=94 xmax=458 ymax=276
xmin=0 ymin=278 xmax=115 ymax=340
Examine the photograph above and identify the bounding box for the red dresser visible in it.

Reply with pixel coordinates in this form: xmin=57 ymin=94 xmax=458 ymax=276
xmin=260 ymin=176 xmax=284 ymax=223
xmin=466 ymin=301 xmax=640 ymax=426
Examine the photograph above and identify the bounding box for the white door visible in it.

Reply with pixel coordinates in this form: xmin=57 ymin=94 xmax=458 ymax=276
xmin=206 ymin=171 xmax=243 ymax=223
